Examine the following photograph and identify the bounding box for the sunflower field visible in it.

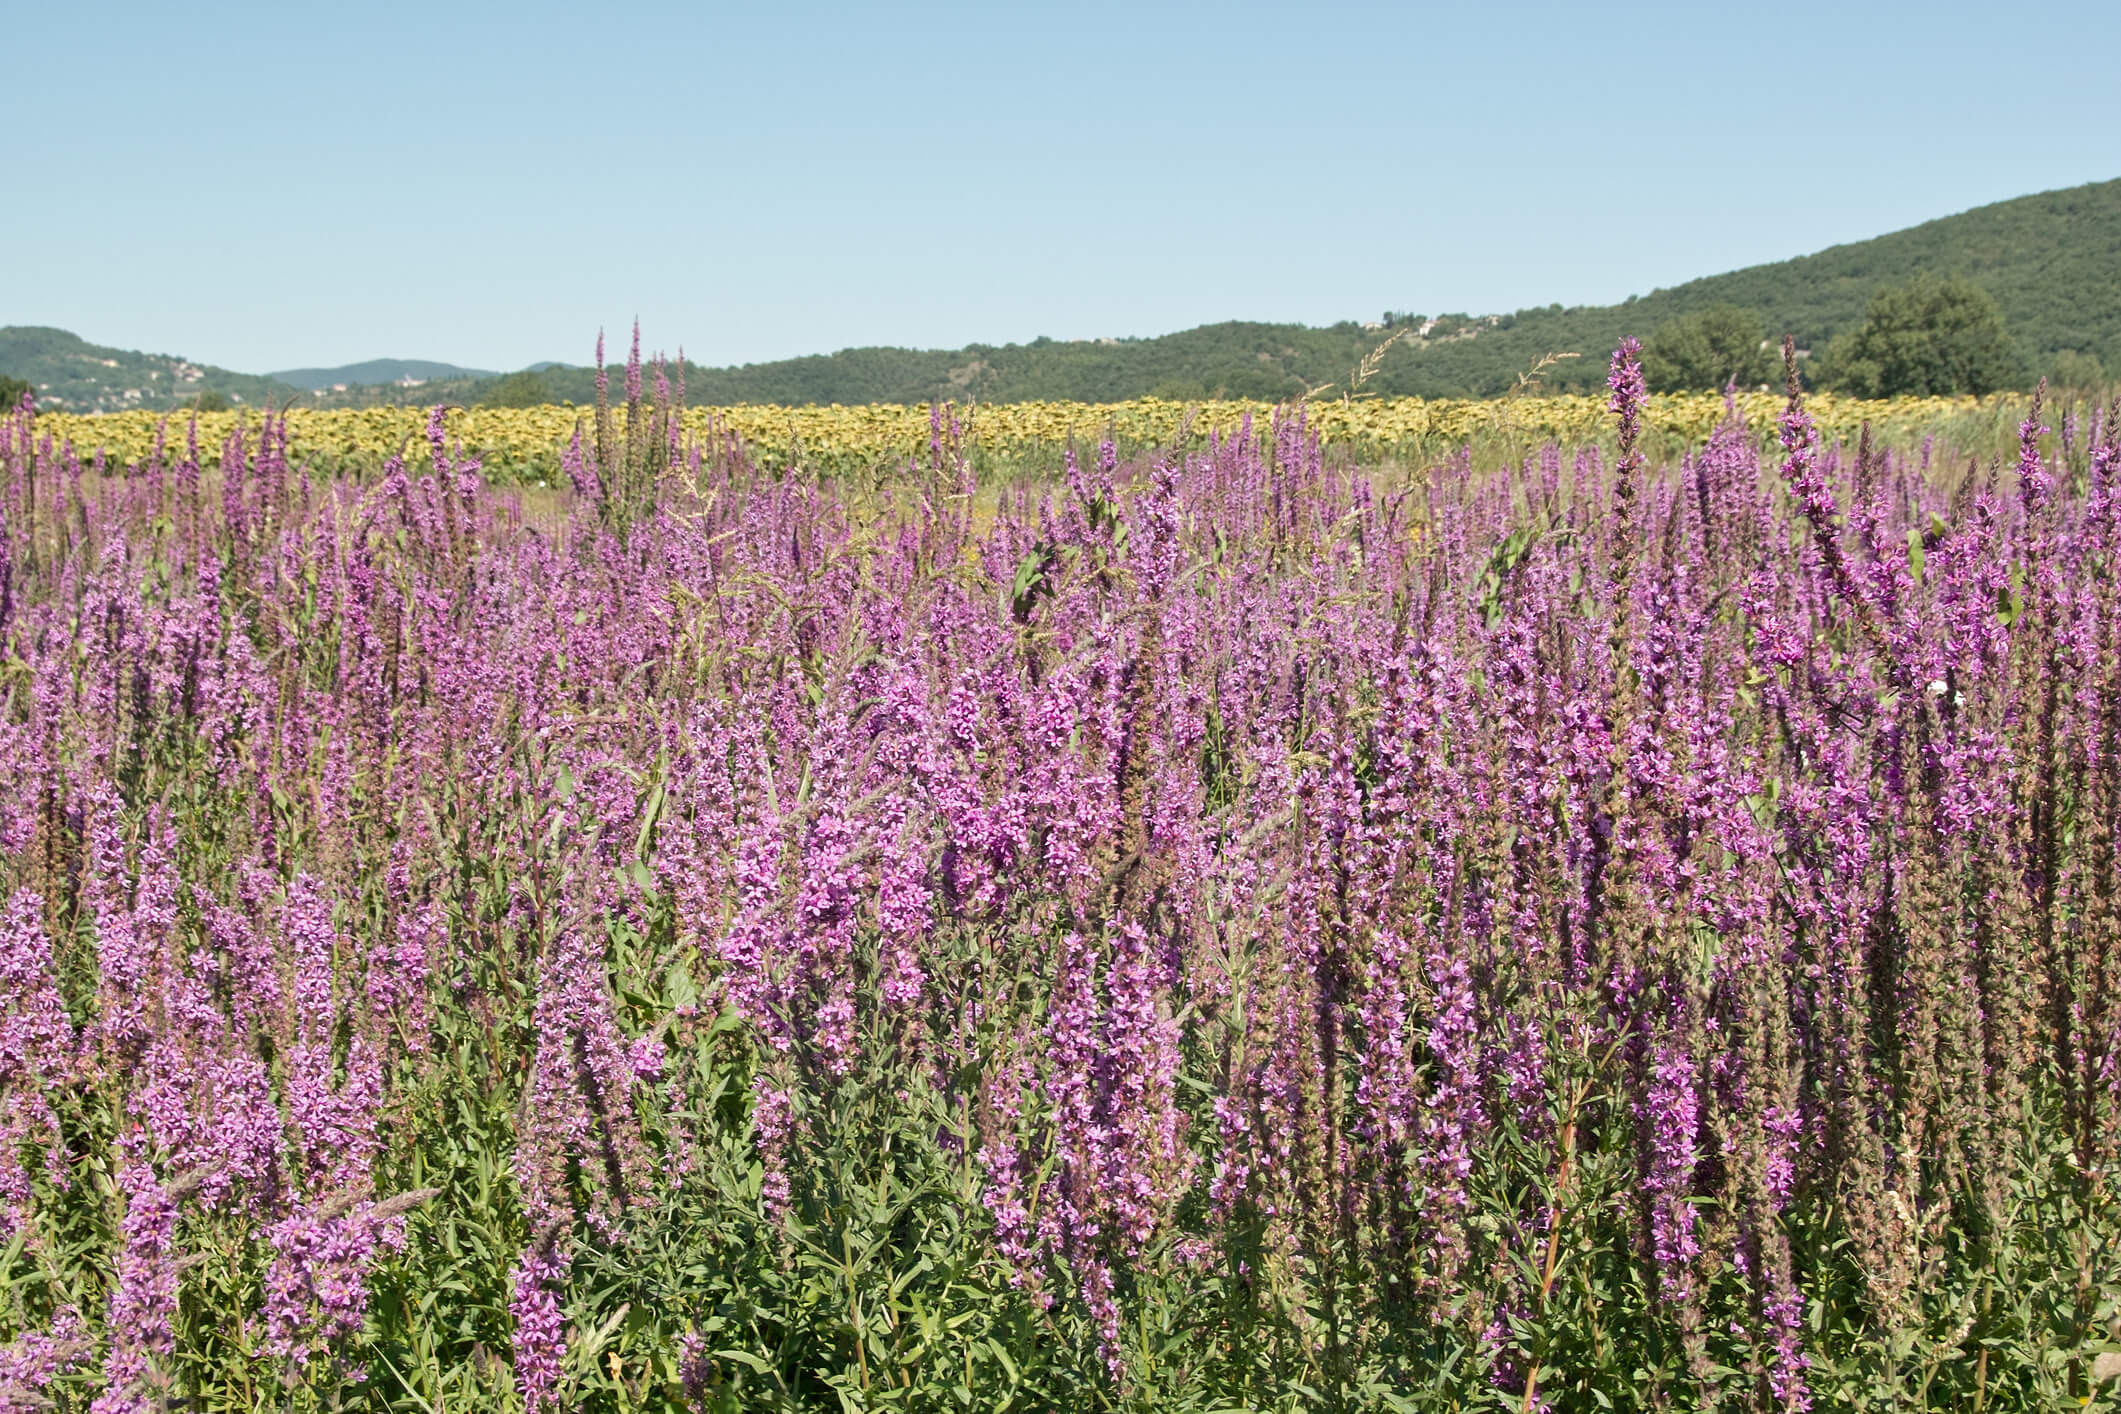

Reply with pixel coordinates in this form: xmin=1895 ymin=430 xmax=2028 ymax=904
xmin=35 ymin=390 xmax=2004 ymax=485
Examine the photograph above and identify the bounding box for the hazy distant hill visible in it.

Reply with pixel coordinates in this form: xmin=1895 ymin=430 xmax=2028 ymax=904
xmin=270 ymin=359 xmax=498 ymax=391
xmin=0 ymin=327 xmax=298 ymax=413
xmin=0 ymin=333 xmax=501 ymax=413
xmin=502 ymin=177 xmax=2121 ymax=404
xmin=8 ymin=178 xmax=2116 ymax=414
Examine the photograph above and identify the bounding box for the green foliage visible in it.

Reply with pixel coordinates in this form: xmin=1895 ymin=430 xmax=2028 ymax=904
xmin=0 ymin=373 xmax=29 ymax=410
xmin=0 ymin=326 xmax=297 ymax=413
xmin=1819 ymin=273 xmax=2024 ymax=397
xmin=511 ymin=178 xmax=2121 ymax=403
xmin=2048 ymin=348 xmax=2109 ymax=389
xmin=1640 ymin=305 xmax=1775 ymax=392
xmin=193 ymin=388 xmax=232 ymax=412
xmin=479 ymin=368 xmax=557 ymax=408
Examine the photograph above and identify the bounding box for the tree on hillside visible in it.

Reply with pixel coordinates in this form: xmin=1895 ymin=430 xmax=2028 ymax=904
xmin=1820 ymin=273 xmax=2023 ymax=397
xmin=2047 ymin=349 xmax=2109 ymax=389
xmin=480 ymin=369 xmax=555 ymax=408
xmin=0 ymin=374 xmax=29 ymax=411
xmin=1641 ymin=305 xmax=1774 ymax=392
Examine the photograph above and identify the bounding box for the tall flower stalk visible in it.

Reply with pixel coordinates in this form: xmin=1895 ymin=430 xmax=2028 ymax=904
xmin=0 ymin=341 xmax=2111 ymax=1412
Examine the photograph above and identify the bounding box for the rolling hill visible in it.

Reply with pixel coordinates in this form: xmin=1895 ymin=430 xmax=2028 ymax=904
xmin=269 ymin=359 xmax=499 ymax=391
xmin=5 ymin=177 xmax=2114 ymax=412
xmin=509 ymin=177 xmax=2121 ymax=404
xmin=0 ymin=327 xmax=299 ymax=414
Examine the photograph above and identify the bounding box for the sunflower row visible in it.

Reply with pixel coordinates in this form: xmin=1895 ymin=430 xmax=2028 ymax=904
xmin=36 ymin=391 xmax=1994 ymax=477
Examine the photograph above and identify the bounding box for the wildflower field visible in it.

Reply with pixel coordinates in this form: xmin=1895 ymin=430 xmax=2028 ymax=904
xmin=1 ymin=338 xmax=2119 ymax=1413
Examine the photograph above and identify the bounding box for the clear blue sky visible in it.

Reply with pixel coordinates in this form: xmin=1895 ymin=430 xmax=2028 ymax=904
xmin=8 ymin=1 xmax=2117 ymax=374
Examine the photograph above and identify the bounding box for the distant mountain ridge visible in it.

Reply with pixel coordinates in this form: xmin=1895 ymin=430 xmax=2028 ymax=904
xmin=6 ymin=177 xmax=2116 ymax=412
xmin=269 ymin=359 xmax=499 ymax=391
xmin=0 ymin=332 xmax=509 ymax=413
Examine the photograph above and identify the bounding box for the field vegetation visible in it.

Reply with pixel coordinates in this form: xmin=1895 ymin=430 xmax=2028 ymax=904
xmin=1 ymin=335 xmax=2119 ymax=1412
xmin=30 ymin=384 xmax=2040 ymax=490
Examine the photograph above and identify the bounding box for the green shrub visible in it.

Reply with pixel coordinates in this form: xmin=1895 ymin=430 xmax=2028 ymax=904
xmin=1820 ymin=273 xmax=2024 ymax=396
xmin=1641 ymin=305 xmax=1774 ymax=392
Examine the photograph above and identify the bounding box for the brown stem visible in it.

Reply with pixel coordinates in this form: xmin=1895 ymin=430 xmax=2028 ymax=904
xmin=1522 ymin=1073 xmax=1593 ymax=1414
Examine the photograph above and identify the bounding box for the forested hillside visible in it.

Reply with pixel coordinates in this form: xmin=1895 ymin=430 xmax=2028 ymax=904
xmin=8 ymin=179 xmax=2114 ymax=411
xmin=510 ymin=177 xmax=2121 ymax=402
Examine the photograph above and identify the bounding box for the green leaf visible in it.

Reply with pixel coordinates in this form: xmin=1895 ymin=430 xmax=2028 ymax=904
xmin=711 ymin=1348 xmax=771 ymax=1372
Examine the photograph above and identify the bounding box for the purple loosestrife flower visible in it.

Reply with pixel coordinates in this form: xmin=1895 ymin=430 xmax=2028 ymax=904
xmin=1775 ymin=336 xmax=1870 ymax=624
xmin=789 ymin=703 xmax=865 ymax=1071
xmin=0 ymin=891 xmax=72 ymax=1231
xmin=977 ymin=1049 xmax=1042 ymax=1291
xmin=0 ymin=506 xmax=12 ymax=646
xmin=1023 ymin=670 xmax=1113 ymax=901
xmin=24 ymin=299 xmax=2121 ymax=1412
xmin=2017 ymin=382 xmax=2054 ymax=518
xmin=1931 ymin=489 xmax=2012 ymax=689
xmin=85 ymin=787 xmax=154 ymax=1059
xmin=509 ymin=1241 xmax=568 ymax=1414
xmin=1421 ymin=934 xmax=1485 ymax=1269
xmin=1642 ymin=1030 xmax=1702 ymax=1300
xmin=1130 ymin=460 xmax=1185 ymax=602
xmin=1093 ymin=918 xmax=1193 ymax=1250
xmin=1208 ymin=1094 xmax=1253 ymax=1220
xmin=715 ymin=746 xmax=791 ymax=1050
xmin=1762 ymin=1104 xmax=1803 ymax=1203
xmin=1355 ymin=926 xmax=1417 ymax=1155
xmin=1029 ymin=930 xmax=1106 ymax=1268
xmin=676 ymin=1332 xmax=712 ymax=1403
xmin=750 ymin=1075 xmax=795 ymax=1220
xmin=519 ymin=904 xmax=652 ymax=1237
xmin=1078 ymin=1259 xmax=1127 ymax=1383
xmin=1763 ymin=1233 xmax=1813 ymax=1411
xmin=367 ymin=893 xmax=438 ymax=1051
xmin=563 ymin=423 xmax=600 ymax=503
xmin=1498 ymin=1012 xmax=1550 ymax=1131
xmin=261 ymin=1197 xmax=410 ymax=1369
xmin=1607 ymin=338 xmax=1646 ymax=471
xmin=93 ymin=1164 xmax=179 ymax=1414
xmin=193 ymin=872 xmax=282 ymax=1036
xmin=282 ymin=880 xmax=383 ymax=1191
xmin=219 ymin=420 xmax=249 ymax=553
xmin=0 ymin=1308 xmax=87 ymax=1410
xmin=423 ymin=403 xmax=453 ymax=479
xmin=1606 ymin=337 xmax=1647 ymax=606
xmin=872 ymin=803 xmax=931 ymax=1009
xmin=196 ymin=1052 xmax=282 ymax=1204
